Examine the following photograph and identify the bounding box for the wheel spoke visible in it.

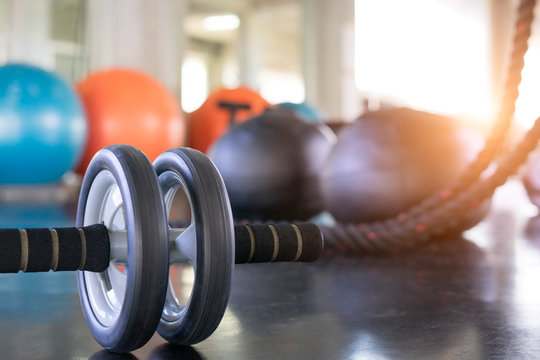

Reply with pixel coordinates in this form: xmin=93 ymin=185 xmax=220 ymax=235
xmin=173 ymin=224 xmax=197 ymax=265
xmin=108 ymin=264 xmax=127 ymax=307
xmin=163 ymin=277 xmax=182 ymax=320
xmin=102 ymin=185 xmax=123 ymax=229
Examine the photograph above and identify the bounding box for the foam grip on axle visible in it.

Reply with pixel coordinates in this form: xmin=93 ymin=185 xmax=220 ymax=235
xmin=0 ymin=229 xmax=22 ymax=273
xmin=54 ymin=227 xmax=83 ymax=271
xmin=234 ymin=222 xmax=323 ymax=264
xmin=82 ymin=224 xmax=111 ymax=272
xmin=0 ymin=224 xmax=110 ymax=273
xmin=25 ymin=228 xmax=54 ymax=272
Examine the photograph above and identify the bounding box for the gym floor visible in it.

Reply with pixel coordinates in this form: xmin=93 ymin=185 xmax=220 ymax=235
xmin=0 ymin=179 xmax=539 ymax=360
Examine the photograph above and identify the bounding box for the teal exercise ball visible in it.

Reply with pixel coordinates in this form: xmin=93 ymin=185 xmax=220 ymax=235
xmin=277 ymin=102 xmax=324 ymax=122
xmin=0 ymin=63 xmax=87 ymax=184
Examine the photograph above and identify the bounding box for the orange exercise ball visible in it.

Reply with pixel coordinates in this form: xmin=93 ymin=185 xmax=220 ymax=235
xmin=76 ymin=68 xmax=184 ymax=172
xmin=188 ymin=86 xmax=270 ymax=153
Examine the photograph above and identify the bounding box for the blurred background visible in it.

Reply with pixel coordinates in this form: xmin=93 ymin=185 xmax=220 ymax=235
xmin=1 ymin=0 xmax=540 ymax=214
xmin=1 ymin=0 xmax=538 ymax=126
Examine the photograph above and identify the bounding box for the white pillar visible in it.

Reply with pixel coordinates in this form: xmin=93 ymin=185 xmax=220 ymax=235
xmin=85 ymin=0 xmax=186 ymax=97
xmin=9 ymin=0 xmax=54 ymax=68
xmin=302 ymin=0 xmax=318 ymax=106
xmin=302 ymin=0 xmax=360 ymax=121
xmin=237 ymin=9 xmax=261 ymax=89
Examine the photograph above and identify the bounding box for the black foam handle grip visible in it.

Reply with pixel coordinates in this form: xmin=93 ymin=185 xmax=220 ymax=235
xmin=0 ymin=224 xmax=110 ymax=273
xmin=234 ymin=223 xmax=323 ymax=264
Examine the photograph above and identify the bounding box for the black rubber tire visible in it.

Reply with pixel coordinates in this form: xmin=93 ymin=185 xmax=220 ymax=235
xmin=76 ymin=145 xmax=169 ymax=352
xmin=154 ymin=148 xmax=234 ymax=345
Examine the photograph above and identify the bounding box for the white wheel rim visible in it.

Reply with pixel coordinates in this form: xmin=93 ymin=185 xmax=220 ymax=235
xmin=82 ymin=170 xmax=128 ymax=327
xmin=162 ymin=174 xmax=197 ymax=322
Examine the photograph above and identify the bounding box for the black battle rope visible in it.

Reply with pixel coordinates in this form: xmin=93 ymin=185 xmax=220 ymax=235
xmin=323 ymin=0 xmax=538 ymax=253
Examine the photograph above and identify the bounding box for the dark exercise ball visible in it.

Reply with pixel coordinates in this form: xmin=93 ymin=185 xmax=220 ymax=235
xmin=523 ymin=152 xmax=540 ymax=207
xmin=321 ymin=107 xmax=486 ymax=223
xmin=209 ymin=109 xmax=335 ymax=221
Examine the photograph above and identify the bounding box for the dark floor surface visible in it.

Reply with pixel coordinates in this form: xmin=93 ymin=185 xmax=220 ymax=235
xmin=0 ymin=180 xmax=540 ymax=359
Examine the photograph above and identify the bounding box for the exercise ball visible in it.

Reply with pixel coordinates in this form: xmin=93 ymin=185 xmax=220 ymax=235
xmin=189 ymin=86 xmax=270 ymax=153
xmin=0 ymin=63 xmax=86 ymax=184
xmin=523 ymin=152 xmax=540 ymax=207
xmin=76 ymin=68 xmax=184 ymax=172
xmin=277 ymin=102 xmax=324 ymax=122
xmin=321 ymin=108 xmax=487 ymax=223
xmin=209 ymin=109 xmax=335 ymax=221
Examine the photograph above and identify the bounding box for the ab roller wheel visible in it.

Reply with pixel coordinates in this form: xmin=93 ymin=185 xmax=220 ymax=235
xmin=0 ymin=144 xmax=323 ymax=353
xmin=154 ymin=148 xmax=234 ymax=345
xmin=77 ymin=145 xmax=169 ymax=352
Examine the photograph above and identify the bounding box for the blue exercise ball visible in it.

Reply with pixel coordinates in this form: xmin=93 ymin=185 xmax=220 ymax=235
xmin=277 ymin=102 xmax=324 ymax=122
xmin=0 ymin=63 xmax=87 ymax=184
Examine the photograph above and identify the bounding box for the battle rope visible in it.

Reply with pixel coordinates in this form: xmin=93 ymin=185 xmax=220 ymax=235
xmin=323 ymin=0 xmax=538 ymax=253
